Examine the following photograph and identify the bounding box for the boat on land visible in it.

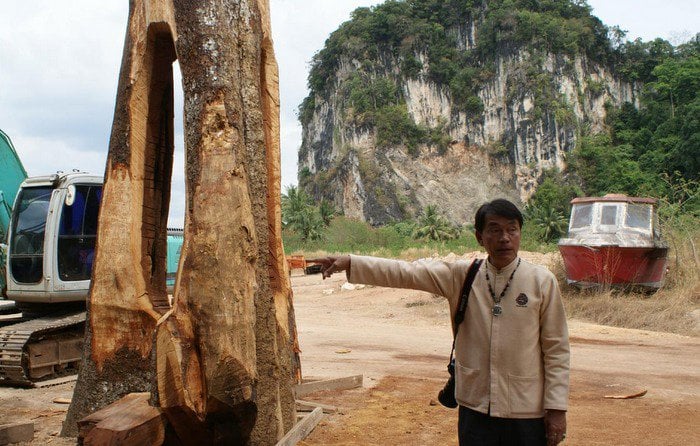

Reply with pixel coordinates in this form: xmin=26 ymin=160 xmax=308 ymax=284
xmin=558 ymin=194 xmax=668 ymax=290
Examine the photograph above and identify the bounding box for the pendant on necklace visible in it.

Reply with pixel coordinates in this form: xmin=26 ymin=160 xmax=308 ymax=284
xmin=492 ymin=304 xmax=502 ymax=316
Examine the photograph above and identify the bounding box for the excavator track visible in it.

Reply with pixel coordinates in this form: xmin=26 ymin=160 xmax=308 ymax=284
xmin=0 ymin=311 xmax=85 ymax=387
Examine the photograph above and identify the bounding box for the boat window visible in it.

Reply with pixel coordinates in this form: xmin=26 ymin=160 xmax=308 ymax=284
xmin=570 ymin=204 xmax=593 ymax=228
xmin=625 ymin=204 xmax=651 ymax=229
xmin=9 ymin=186 xmax=52 ymax=283
xmin=600 ymin=205 xmax=618 ymax=226
xmin=57 ymin=184 xmax=102 ymax=281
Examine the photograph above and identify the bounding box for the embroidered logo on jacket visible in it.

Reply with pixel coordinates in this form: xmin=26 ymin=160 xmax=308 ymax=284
xmin=516 ymin=293 xmax=528 ymax=307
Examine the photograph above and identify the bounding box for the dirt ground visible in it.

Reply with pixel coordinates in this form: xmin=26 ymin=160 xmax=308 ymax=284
xmin=1 ymin=252 xmax=698 ymax=445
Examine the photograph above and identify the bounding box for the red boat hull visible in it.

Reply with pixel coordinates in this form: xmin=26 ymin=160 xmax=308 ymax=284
xmin=558 ymin=245 xmax=668 ymax=289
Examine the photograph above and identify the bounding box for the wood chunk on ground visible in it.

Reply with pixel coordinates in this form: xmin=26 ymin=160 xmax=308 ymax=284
xmin=0 ymin=422 xmax=34 ymax=445
xmin=77 ymin=392 xmax=165 ymax=446
xmin=604 ymin=389 xmax=648 ymax=399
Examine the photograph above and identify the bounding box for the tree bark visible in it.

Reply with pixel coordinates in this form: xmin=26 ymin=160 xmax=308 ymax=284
xmin=63 ymin=1 xmax=299 ymax=444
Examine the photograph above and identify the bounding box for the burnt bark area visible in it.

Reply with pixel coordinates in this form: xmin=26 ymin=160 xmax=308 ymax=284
xmin=62 ymin=300 xmax=154 ymax=436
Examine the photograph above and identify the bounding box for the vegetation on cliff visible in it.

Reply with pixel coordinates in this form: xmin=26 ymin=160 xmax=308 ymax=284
xmin=529 ymin=37 xmax=699 ymax=239
xmin=296 ymin=0 xmax=698 ymax=246
xmin=299 ymin=0 xmax=632 ymax=133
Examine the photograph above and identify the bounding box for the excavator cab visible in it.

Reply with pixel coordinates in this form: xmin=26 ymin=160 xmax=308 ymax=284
xmin=6 ymin=173 xmax=103 ymax=310
xmin=1 ymin=167 xmax=184 ymax=385
xmin=1 ymin=173 xmax=102 ymax=384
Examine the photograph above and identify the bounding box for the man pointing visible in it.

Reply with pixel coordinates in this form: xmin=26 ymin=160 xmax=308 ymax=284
xmin=313 ymin=199 xmax=569 ymax=445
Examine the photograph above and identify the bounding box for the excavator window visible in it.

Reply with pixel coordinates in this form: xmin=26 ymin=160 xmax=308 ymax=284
xmin=9 ymin=186 xmax=51 ymax=283
xmin=57 ymin=184 xmax=102 ymax=281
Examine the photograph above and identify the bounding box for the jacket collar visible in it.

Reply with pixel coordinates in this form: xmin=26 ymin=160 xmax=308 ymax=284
xmin=486 ymin=256 xmax=520 ymax=276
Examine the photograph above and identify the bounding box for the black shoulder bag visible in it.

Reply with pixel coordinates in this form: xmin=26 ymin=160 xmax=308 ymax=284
xmin=437 ymin=258 xmax=482 ymax=408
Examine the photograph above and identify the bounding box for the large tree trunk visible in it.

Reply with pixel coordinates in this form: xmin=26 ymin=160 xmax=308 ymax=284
xmin=63 ymin=1 xmax=299 ymax=444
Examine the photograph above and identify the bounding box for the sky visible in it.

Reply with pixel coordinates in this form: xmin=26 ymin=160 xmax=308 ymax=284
xmin=0 ymin=0 xmax=697 ymax=227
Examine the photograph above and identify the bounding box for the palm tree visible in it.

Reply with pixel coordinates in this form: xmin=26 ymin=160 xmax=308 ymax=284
xmin=281 ymin=186 xmax=305 ymax=223
xmin=318 ymin=200 xmax=336 ymax=226
xmin=527 ymin=205 xmax=568 ymax=242
xmin=412 ymin=205 xmax=458 ymax=241
xmin=282 ymin=186 xmax=324 ymax=240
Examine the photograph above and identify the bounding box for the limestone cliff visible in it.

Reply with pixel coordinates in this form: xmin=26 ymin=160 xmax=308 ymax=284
xmin=298 ymin=1 xmax=639 ymax=225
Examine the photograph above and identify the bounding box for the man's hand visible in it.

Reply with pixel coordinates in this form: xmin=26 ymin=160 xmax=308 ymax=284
xmin=308 ymin=255 xmax=350 ymax=279
xmin=544 ymin=409 xmax=567 ymax=445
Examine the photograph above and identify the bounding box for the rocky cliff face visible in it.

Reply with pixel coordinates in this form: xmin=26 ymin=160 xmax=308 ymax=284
xmin=299 ymin=17 xmax=638 ymax=225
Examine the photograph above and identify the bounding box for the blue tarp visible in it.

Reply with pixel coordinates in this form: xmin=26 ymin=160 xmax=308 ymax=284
xmin=0 ymin=129 xmax=28 ymax=292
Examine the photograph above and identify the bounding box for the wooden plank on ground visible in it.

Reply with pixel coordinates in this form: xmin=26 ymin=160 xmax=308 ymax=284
xmin=78 ymin=392 xmax=165 ymax=446
xmin=0 ymin=422 xmax=34 ymax=445
xmin=294 ymin=375 xmax=363 ymax=397
xmin=296 ymin=399 xmax=338 ymax=414
xmin=275 ymin=407 xmax=323 ymax=446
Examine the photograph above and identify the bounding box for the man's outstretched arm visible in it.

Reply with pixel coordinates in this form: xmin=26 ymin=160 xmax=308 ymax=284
xmin=309 ymin=255 xmax=351 ymax=279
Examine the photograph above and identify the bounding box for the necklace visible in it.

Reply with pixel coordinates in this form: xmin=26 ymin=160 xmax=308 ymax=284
xmin=485 ymin=258 xmax=521 ymax=316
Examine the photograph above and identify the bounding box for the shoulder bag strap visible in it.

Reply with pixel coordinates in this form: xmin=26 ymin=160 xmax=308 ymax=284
xmin=448 ymin=258 xmax=482 ymax=364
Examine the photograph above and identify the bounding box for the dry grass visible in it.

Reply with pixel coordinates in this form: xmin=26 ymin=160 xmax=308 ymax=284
xmin=554 ymin=233 xmax=700 ymax=337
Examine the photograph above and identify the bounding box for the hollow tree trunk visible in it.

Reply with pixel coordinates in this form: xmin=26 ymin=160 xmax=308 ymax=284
xmin=63 ymin=1 xmax=299 ymax=444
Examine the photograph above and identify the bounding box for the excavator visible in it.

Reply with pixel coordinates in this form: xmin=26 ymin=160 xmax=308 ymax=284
xmin=0 ymin=130 xmax=183 ymax=386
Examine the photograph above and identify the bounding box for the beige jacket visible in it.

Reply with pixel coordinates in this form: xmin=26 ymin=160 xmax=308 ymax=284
xmin=348 ymin=255 xmax=569 ymax=418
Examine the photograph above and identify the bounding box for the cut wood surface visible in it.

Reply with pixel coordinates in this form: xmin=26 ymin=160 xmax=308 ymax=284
xmin=78 ymin=393 xmax=165 ymax=446
xmin=0 ymin=422 xmax=33 ymax=445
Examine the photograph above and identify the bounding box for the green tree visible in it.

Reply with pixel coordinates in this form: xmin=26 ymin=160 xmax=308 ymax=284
xmin=281 ymin=186 xmax=324 ymax=241
xmin=527 ymin=170 xmax=581 ymax=217
xmin=643 ymin=54 xmax=700 ymax=179
xmin=318 ymin=200 xmax=336 ymax=226
xmin=570 ymin=134 xmax=662 ymax=197
xmin=525 ymin=205 xmax=568 ymax=242
xmin=412 ymin=205 xmax=458 ymax=241
xmin=375 ymin=105 xmax=425 ymax=152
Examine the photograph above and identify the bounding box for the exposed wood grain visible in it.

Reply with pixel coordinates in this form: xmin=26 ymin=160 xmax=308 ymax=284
xmin=78 ymin=393 xmax=165 ymax=446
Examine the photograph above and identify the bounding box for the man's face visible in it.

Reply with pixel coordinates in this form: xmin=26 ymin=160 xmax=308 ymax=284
xmin=476 ymin=214 xmax=521 ymax=269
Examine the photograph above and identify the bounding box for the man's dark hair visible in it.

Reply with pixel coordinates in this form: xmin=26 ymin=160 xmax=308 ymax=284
xmin=474 ymin=199 xmax=524 ymax=232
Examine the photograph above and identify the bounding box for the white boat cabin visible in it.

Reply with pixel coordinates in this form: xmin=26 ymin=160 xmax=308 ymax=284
xmin=562 ymin=194 xmax=665 ymax=248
